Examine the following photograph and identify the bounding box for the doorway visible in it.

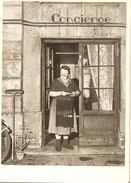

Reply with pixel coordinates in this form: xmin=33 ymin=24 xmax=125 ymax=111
xmin=41 ymin=41 xmax=80 ymax=146
xmin=41 ymin=39 xmax=120 ymax=148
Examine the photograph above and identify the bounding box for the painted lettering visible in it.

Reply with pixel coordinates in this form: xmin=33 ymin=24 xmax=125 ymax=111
xmin=51 ymin=13 xmax=60 ymax=23
xmin=51 ymin=14 xmax=111 ymax=24
xmin=80 ymin=14 xmax=84 ymax=24
xmin=60 ymin=16 xmax=66 ymax=23
xmin=91 ymin=17 xmax=97 ymax=23
xmin=84 ymin=17 xmax=91 ymax=23
xmin=74 ymin=16 xmax=81 ymax=23
xmin=67 ymin=17 xmax=73 ymax=23
xmin=105 ymin=17 xmax=111 ymax=23
xmin=98 ymin=17 xmax=105 ymax=23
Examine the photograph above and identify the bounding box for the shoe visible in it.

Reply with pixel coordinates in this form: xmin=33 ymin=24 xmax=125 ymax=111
xmin=55 ymin=139 xmax=62 ymax=151
xmin=63 ymin=139 xmax=73 ymax=150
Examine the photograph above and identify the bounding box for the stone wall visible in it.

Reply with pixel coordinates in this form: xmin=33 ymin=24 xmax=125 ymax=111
xmin=2 ymin=2 xmax=23 ymax=137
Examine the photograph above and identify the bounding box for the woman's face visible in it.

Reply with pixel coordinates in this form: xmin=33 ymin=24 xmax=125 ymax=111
xmin=60 ymin=68 xmax=69 ymax=81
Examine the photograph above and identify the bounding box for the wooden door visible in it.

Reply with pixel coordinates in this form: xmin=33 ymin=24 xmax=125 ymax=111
xmin=41 ymin=44 xmax=56 ymax=146
xmin=78 ymin=40 xmax=120 ymax=146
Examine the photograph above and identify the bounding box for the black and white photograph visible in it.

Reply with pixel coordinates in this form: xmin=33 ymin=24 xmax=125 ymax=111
xmin=0 ymin=0 xmax=130 ymax=183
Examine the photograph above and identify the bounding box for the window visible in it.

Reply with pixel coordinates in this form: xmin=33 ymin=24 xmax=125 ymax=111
xmin=82 ymin=43 xmax=115 ymax=111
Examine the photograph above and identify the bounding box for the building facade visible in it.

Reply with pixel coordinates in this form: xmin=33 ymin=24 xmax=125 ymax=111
xmin=2 ymin=2 xmax=126 ymax=150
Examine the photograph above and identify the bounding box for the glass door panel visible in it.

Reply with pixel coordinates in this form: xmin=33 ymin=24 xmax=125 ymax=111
xmin=99 ymin=67 xmax=114 ymax=88
xmin=99 ymin=44 xmax=114 ymax=65
xmin=82 ymin=43 xmax=115 ymax=111
xmin=45 ymin=46 xmax=55 ymax=110
xmin=99 ymin=89 xmax=114 ymax=110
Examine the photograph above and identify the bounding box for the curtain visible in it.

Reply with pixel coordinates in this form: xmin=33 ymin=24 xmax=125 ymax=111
xmin=85 ymin=44 xmax=114 ymax=110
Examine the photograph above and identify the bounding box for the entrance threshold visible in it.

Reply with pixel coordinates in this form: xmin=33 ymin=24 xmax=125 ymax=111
xmin=25 ymin=146 xmax=124 ymax=156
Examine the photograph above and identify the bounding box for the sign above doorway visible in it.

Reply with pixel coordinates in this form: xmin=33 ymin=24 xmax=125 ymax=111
xmin=51 ymin=14 xmax=111 ymax=24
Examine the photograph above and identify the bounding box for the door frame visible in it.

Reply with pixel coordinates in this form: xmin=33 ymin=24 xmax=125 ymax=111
xmin=41 ymin=38 xmax=121 ymax=146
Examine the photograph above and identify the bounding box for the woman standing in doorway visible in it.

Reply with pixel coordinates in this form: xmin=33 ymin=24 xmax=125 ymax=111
xmin=48 ymin=65 xmax=80 ymax=151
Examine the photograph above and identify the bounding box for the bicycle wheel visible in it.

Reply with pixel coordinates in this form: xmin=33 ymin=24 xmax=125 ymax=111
xmin=1 ymin=130 xmax=12 ymax=163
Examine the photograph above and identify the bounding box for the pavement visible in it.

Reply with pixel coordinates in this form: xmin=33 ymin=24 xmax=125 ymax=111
xmin=3 ymin=140 xmax=125 ymax=166
xmin=4 ymin=153 xmax=124 ymax=166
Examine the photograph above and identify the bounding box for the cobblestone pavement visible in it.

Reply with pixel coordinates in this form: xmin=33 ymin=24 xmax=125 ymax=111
xmin=3 ymin=140 xmax=125 ymax=166
xmin=4 ymin=153 xmax=124 ymax=166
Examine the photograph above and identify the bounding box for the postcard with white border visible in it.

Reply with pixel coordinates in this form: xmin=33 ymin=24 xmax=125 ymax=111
xmin=0 ymin=0 xmax=130 ymax=183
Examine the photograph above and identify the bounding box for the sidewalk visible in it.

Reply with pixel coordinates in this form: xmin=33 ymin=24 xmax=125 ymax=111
xmin=4 ymin=145 xmax=125 ymax=166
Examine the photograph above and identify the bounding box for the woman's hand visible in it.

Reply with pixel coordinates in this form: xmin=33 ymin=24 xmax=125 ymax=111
xmin=69 ymin=91 xmax=80 ymax=97
xmin=68 ymin=92 xmax=76 ymax=97
xmin=61 ymin=91 xmax=71 ymax=96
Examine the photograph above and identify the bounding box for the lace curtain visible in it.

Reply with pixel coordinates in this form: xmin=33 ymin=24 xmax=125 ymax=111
xmin=83 ymin=44 xmax=114 ymax=110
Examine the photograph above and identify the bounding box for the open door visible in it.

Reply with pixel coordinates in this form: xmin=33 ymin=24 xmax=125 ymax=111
xmin=78 ymin=40 xmax=120 ymax=146
xmin=41 ymin=43 xmax=56 ymax=146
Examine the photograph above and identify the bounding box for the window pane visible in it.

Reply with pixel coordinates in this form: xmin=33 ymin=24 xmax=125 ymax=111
xmin=83 ymin=67 xmax=98 ymax=88
xmin=83 ymin=45 xmax=98 ymax=66
xmin=46 ymin=68 xmax=50 ymax=88
xmin=46 ymin=89 xmax=50 ymax=109
xmin=46 ymin=47 xmax=51 ymax=67
xmin=99 ymin=44 xmax=114 ymax=65
xmin=99 ymin=89 xmax=113 ymax=110
xmin=91 ymin=67 xmax=98 ymax=88
xmin=83 ymin=89 xmax=98 ymax=110
xmin=99 ymin=67 xmax=114 ymax=88
xmin=83 ymin=67 xmax=91 ymax=88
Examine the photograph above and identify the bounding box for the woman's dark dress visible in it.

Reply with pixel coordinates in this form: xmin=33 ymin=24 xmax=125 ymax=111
xmin=48 ymin=78 xmax=80 ymax=135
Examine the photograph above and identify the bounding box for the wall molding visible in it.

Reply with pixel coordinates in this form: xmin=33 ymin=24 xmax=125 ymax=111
xmin=3 ymin=19 xmax=126 ymax=28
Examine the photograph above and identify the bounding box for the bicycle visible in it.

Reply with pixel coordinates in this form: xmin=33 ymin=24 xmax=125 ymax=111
xmin=1 ymin=119 xmax=12 ymax=163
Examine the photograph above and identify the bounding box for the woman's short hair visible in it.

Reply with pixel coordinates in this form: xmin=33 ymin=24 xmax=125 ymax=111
xmin=60 ymin=65 xmax=70 ymax=74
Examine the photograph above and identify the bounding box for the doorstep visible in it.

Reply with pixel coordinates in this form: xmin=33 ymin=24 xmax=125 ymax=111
xmin=25 ymin=146 xmax=125 ymax=156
